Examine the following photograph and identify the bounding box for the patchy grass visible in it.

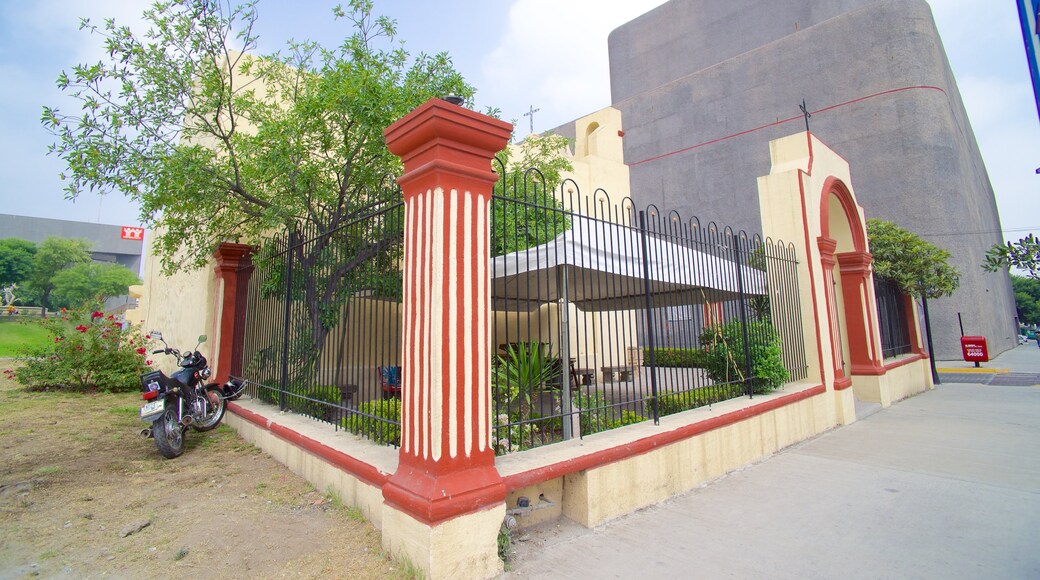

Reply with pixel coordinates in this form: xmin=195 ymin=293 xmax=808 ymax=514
xmin=0 ymin=365 xmax=411 ymax=579
xmin=0 ymin=317 xmax=51 ymax=357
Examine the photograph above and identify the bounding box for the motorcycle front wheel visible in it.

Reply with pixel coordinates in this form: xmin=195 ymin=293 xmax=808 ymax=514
xmin=192 ymin=385 xmax=226 ymax=432
xmin=153 ymin=407 xmax=186 ymax=459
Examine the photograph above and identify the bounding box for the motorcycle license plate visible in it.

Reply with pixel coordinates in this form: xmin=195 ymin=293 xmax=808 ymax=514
xmin=140 ymin=399 xmax=165 ymax=420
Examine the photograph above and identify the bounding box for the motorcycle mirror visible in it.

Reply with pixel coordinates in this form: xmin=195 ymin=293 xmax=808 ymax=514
xmin=150 ymin=331 xmax=163 ymax=341
xmin=197 ymin=335 xmax=207 ymax=344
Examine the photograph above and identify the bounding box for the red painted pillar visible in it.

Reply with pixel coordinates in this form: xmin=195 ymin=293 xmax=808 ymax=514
xmin=817 ymin=237 xmax=849 ymax=388
xmin=837 ymin=251 xmax=885 ymax=375
xmin=381 ymin=98 xmax=512 ymax=524
xmin=212 ymin=243 xmax=254 ymax=384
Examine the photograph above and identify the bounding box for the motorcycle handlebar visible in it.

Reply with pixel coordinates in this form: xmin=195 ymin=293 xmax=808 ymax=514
xmin=152 ymin=349 xmax=164 ymax=354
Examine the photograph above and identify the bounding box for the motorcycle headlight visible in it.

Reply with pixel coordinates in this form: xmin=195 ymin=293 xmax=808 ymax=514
xmin=200 ymin=368 xmax=211 ymax=379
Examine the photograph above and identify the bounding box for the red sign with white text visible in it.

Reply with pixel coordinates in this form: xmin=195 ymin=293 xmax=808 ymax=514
xmin=120 ymin=226 xmax=145 ymax=241
xmin=960 ymin=336 xmax=989 ymax=363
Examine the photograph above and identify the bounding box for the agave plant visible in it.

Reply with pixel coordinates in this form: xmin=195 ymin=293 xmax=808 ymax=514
xmin=493 ymin=341 xmax=560 ymax=420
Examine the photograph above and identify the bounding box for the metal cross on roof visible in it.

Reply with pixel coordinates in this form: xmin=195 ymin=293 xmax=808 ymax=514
xmin=523 ymin=105 xmax=540 ymax=134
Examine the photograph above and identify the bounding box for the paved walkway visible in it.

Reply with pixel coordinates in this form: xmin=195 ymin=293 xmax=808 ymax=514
xmin=503 ymin=347 xmax=1040 ymax=579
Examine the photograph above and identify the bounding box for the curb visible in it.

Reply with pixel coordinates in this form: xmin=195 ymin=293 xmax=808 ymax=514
xmin=935 ymin=367 xmax=1009 ymax=374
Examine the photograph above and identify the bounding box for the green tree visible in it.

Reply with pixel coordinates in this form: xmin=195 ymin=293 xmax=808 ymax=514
xmin=44 ymin=1 xmax=569 ymax=376
xmin=1010 ymin=275 xmax=1040 ymax=326
xmin=50 ymin=262 xmax=142 ymax=310
xmin=983 ymin=234 xmax=1040 ymax=280
xmin=866 ymin=219 xmax=960 ymax=298
xmin=492 ymin=133 xmax=573 ymax=257
xmin=27 ymin=237 xmax=92 ymax=313
xmin=0 ymin=238 xmax=37 ymax=288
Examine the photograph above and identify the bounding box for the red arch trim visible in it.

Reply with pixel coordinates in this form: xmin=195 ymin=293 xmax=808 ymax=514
xmin=819 ymin=177 xmax=866 ymax=253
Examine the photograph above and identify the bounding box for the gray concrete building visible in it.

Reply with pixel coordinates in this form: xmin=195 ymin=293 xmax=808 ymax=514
xmin=600 ymin=0 xmax=1015 ymax=359
xmin=0 ymin=214 xmax=144 ymax=274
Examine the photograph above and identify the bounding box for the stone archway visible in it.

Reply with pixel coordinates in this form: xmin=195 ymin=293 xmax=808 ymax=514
xmin=758 ymin=132 xmax=933 ymax=425
xmin=818 ymin=177 xmax=885 ymax=394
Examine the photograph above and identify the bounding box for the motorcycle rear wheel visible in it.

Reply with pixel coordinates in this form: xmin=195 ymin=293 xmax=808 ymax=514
xmin=192 ymin=385 xmax=226 ymax=432
xmin=153 ymin=407 xmax=186 ymax=459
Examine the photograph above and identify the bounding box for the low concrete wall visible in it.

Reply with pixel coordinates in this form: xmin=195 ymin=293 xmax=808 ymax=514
xmin=224 ymin=381 xmax=834 ymax=534
xmin=852 ymin=354 xmax=932 ymax=408
xmin=224 ymin=399 xmax=397 ymax=527
xmin=497 ymin=381 xmax=830 ymax=529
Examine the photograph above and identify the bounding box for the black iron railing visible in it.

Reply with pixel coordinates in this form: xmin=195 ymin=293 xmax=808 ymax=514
xmin=235 ymin=194 xmax=405 ymax=447
xmin=874 ymin=276 xmax=912 ymax=359
xmin=488 ymin=164 xmax=805 ymax=454
xmin=232 ymin=165 xmax=805 ymax=453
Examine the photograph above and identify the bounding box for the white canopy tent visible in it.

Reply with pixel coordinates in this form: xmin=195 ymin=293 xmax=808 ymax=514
xmin=491 ymin=218 xmax=766 ymax=312
xmin=490 ymin=217 xmax=766 ymax=439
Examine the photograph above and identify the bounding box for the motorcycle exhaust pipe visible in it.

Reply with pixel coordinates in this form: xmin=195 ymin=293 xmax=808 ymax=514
xmin=140 ymin=428 xmax=153 ymax=439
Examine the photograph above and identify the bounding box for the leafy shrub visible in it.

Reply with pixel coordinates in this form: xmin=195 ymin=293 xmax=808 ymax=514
xmin=576 ymin=392 xmax=616 ymax=435
xmin=15 ymin=306 xmax=151 ymax=392
xmin=655 ymin=392 xmax=699 ymax=416
xmin=618 ymin=410 xmax=647 ymax=426
xmin=698 ymin=320 xmax=788 ymax=394
xmin=344 ymin=397 xmax=401 ymax=446
xmin=290 ymin=385 xmax=343 ymax=421
xmin=643 ymin=347 xmax=707 ymax=368
xmin=492 ymin=413 xmax=537 ymax=455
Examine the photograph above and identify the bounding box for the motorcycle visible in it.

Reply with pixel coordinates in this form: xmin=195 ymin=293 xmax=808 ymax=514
xmin=138 ymin=332 xmax=244 ymax=458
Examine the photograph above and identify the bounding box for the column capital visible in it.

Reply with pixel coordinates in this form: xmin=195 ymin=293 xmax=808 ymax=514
xmin=213 ymin=242 xmax=253 ymax=275
xmin=385 ymin=98 xmax=513 ymax=197
xmin=836 ymin=251 xmax=873 ymax=275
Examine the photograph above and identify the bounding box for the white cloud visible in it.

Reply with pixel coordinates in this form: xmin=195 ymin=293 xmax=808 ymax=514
xmin=481 ymin=0 xmax=667 ymax=133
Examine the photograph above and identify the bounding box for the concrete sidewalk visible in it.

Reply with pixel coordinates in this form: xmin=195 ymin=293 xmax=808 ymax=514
xmin=939 ymin=344 xmax=1040 ymax=386
xmin=502 ymin=380 xmax=1040 ymax=578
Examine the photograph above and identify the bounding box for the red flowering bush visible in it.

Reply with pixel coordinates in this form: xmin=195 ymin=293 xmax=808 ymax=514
xmin=15 ymin=305 xmax=151 ymax=392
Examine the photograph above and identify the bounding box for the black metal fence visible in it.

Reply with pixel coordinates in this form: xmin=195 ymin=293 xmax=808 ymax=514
xmin=874 ymin=276 xmax=912 ymax=359
xmin=488 ymin=167 xmax=805 ymax=454
xmin=232 ymin=166 xmax=806 ymax=453
xmin=234 ymin=194 xmax=406 ymax=447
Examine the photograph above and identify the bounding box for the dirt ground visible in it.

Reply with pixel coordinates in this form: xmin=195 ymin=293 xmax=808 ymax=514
xmin=0 ymin=362 xmax=415 ymax=579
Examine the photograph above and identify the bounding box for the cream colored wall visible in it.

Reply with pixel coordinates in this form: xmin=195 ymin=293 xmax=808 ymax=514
xmin=126 ymin=236 xmax=216 ymax=375
xmin=758 ymin=132 xmax=932 ymax=415
xmin=757 ymin=133 xmax=864 ymax=426
xmin=497 ymin=382 xmax=831 ymax=529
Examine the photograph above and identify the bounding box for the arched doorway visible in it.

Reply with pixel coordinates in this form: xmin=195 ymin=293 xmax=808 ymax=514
xmin=818 ymin=177 xmax=884 ymax=393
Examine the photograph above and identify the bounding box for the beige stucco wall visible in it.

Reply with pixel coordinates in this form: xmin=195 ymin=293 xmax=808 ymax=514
xmin=497 ymin=381 xmax=830 ymax=529
xmin=126 ymin=241 xmax=216 ymax=375
xmin=757 ymin=132 xmax=931 ymax=413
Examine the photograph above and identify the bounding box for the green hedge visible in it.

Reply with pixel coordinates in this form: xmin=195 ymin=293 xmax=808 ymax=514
xmin=642 ymin=347 xmax=707 ymax=368
xmin=344 ymin=398 xmax=401 ymax=446
xmin=698 ymin=320 xmax=788 ymax=394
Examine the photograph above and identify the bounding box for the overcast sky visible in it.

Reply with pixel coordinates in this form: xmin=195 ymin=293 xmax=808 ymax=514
xmin=0 ymin=0 xmax=1036 ymax=247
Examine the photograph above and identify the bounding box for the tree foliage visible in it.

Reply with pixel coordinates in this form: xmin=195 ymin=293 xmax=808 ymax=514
xmin=44 ymin=0 xmax=473 ymax=273
xmin=866 ymin=219 xmax=959 ymax=299
xmin=983 ymin=234 xmax=1040 ymax=280
xmin=1011 ymin=275 xmax=1040 ymax=326
xmin=492 ymin=134 xmax=574 ymax=257
xmin=44 ymin=0 xmax=571 ymax=376
xmin=50 ymin=262 xmax=142 ymax=310
xmin=0 ymin=239 xmax=37 ymax=288
xmin=28 ymin=237 xmax=92 ymax=311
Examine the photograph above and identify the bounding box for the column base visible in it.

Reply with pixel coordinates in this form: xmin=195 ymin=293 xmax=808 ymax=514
xmin=382 ymin=499 xmax=505 ymax=580
xmin=383 ymin=463 xmax=506 ymax=525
